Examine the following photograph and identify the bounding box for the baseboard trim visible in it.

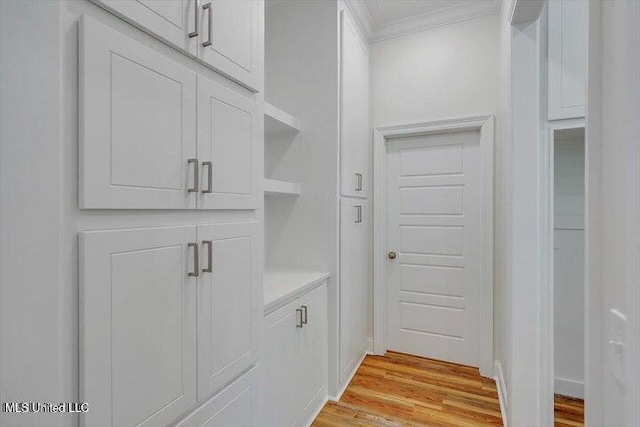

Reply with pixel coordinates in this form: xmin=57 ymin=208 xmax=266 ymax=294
xmin=554 ymin=377 xmax=584 ymax=399
xmin=303 ymin=386 xmax=328 ymax=427
xmin=494 ymin=361 xmax=508 ymax=427
xmin=329 ymin=350 xmax=368 ymax=402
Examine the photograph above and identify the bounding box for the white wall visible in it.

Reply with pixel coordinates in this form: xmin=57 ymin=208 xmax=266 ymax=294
xmin=553 ymin=136 xmax=585 ymax=398
xmin=587 ymin=0 xmax=640 ymax=425
xmin=370 ymin=11 xmax=506 ymax=374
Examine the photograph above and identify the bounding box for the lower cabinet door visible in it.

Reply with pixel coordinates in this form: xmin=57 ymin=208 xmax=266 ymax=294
xmin=174 ymin=367 xmax=259 ymax=427
xmin=263 ymin=299 xmax=303 ymax=427
xmin=197 ymin=222 xmax=259 ymax=400
xmin=298 ymin=285 xmax=328 ymax=424
xmin=80 ymin=226 xmax=197 ymax=427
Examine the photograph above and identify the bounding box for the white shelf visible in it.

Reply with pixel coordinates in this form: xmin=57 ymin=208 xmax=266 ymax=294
xmin=264 ymin=269 xmax=331 ymax=314
xmin=264 ymin=178 xmax=301 ymax=196
xmin=264 ymin=102 xmax=302 ymax=136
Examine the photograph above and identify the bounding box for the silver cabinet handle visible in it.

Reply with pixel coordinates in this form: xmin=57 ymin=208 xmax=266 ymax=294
xmin=296 ymin=308 xmax=303 ymax=328
xmin=355 ymin=205 xmax=362 ymax=223
xmin=355 ymin=173 xmax=362 ymax=191
xmin=188 ymin=243 xmax=199 ymax=277
xmin=188 ymin=158 xmax=199 ymax=193
xmin=188 ymin=0 xmax=199 ymax=38
xmin=202 ymin=3 xmax=212 ymax=47
xmin=301 ymin=305 xmax=308 ymax=325
xmin=202 ymin=161 xmax=213 ymax=193
xmin=202 ymin=240 xmax=212 ymax=273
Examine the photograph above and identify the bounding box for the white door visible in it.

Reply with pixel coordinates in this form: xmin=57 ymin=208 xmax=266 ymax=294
xmin=80 ymin=226 xmax=197 ymax=427
xmin=197 ymin=75 xmax=259 ymax=210
xmin=299 ymin=285 xmax=328 ymax=420
xmin=89 ymin=0 xmax=198 ymax=56
xmin=340 ymin=10 xmax=369 ymax=199
xmin=386 ymin=130 xmax=486 ymax=367
xmin=264 ymin=299 xmax=303 ymax=427
xmin=197 ymin=0 xmax=263 ymax=91
xmin=197 ymin=222 xmax=259 ymax=400
xmin=339 ymin=198 xmax=369 ymax=383
xmin=80 ymin=15 xmax=197 ymax=209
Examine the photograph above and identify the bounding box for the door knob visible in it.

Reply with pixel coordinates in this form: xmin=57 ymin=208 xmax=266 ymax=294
xmin=388 ymin=251 xmax=396 ymax=260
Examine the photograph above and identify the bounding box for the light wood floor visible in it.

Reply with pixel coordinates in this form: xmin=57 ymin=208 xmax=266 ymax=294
xmin=313 ymin=352 xmax=504 ymax=426
xmin=554 ymin=394 xmax=584 ymax=427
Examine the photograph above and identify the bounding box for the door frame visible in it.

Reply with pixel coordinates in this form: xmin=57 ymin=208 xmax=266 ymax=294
xmin=372 ymin=115 xmax=495 ymax=377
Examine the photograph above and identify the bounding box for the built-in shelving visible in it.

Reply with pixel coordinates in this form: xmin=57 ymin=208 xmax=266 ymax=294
xmin=264 ymin=178 xmax=301 ymax=196
xmin=264 ymin=269 xmax=331 ymax=314
xmin=264 ymin=102 xmax=302 ymax=137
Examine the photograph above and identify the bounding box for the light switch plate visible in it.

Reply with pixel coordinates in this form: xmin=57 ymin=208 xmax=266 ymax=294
xmin=609 ymin=308 xmax=627 ymax=387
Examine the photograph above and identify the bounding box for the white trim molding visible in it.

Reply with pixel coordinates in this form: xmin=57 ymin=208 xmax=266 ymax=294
xmin=345 ymin=0 xmax=500 ymax=43
xmin=373 ymin=115 xmax=495 ymax=378
xmin=494 ymin=361 xmax=509 ymax=427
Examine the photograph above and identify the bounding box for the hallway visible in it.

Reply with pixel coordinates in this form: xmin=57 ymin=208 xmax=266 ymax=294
xmin=313 ymin=352 xmax=503 ymax=426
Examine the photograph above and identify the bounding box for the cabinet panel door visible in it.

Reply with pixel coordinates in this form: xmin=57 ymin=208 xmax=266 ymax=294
xmin=264 ymin=300 xmax=303 ymax=427
xmin=298 ymin=285 xmax=328 ymax=424
xmin=89 ymin=0 xmax=198 ymax=56
xmin=339 ymin=198 xmax=369 ymax=384
xmin=548 ymin=0 xmax=587 ymax=120
xmin=340 ymin=10 xmax=370 ymax=199
xmin=197 ymin=222 xmax=259 ymax=400
xmin=197 ymin=76 xmax=259 ymax=209
xmin=80 ymin=15 xmax=197 ymax=209
xmin=197 ymin=0 xmax=263 ymax=92
xmin=80 ymin=226 xmax=197 ymax=427
xmin=174 ymin=367 xmax=259 ymax=427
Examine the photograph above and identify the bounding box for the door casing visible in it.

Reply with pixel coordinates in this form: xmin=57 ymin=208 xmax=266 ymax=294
xmin=372 ymin=115 xmax=495 ymax=377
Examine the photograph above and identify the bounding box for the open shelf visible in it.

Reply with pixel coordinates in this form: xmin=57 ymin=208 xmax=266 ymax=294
xmin=264 ymin=178 xmax=301 ymax=196
xmin=264 ymin=102 xmax=302 ymax=136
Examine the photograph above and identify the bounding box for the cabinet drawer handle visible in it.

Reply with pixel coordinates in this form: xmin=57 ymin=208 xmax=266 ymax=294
xmin=188 ymin=243 xmax=199 ymax=277
xmin=202 ymin=161 xmax=213 ymax=193
xmin=301 ymin=305 xmax=308 ymax=325
xmin=296 ymin=308 xmax=304 ymax=328
xmin=355 ymin=173 xmax=362 ymax=191
xmin=188 ymin=158 xmax=199 ymax=193
xmin=202 ymin=3 xmax=212 ymax=47
xmin=188 ymin=0 xmax=199 ymax=38
xmin=355 ymin=205 xmax=362 ymax=223
xmin=202 ymin=240 xmax=213 ymax=273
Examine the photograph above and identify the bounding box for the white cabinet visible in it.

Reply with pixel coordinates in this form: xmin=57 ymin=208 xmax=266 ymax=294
xmin=197 ymin=76 xmax=259 ymax=210
xmin=174 ymin=367 xmax=260 ymax=427
xmin=548 ymin=0 xmax=588 ymax=120
xmin=339 ymin=198 xmax=369 ymax=383
xmin=263 ymin=283 xmax=328 ymax=427
xmin=80 ymin=16 xmax=258 ymax=210
xmin=340 ymin=10 xmax=370 ymax=199
xmin=80 ymin=14 xmax=197 ymax=209
xmin=80 ymin=226 xmax=198 ymax=427
xmin=197 ymin=222 xmax=259 ymax=399
xmin=81 ymin=222 xmax=259 ymax=427
xmin=89 ymin=0 xmax=263 ymax=92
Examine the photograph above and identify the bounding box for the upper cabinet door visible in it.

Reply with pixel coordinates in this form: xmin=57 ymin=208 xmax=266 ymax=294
xmin=340 ymin=10 xmax=370 ymax=199
xmin=80 ymin=16 xmax=197 ymax=209
xmin=196 ymin=222 xmax=259 ymax=400
xmin=80 ymin=226 xmax=197 ymax=427
xmin=548 ymin=0 xmax=588 ymax=120
xmin=197 ymin=0 xmax=264 ymax=92
xmin=197 ymin=75 xmax=259 ymax=210
xmin=89 ymin=0 xmax=198 ymax=56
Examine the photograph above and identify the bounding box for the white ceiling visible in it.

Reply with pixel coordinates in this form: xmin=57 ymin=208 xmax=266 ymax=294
xmin=362 ymin=0 xmax=471 ymax=26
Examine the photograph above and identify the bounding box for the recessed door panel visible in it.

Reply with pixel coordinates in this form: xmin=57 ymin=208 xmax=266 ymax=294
xmin=80 ymin=226 xmax=197 ymax=427
xmin=80 ymin=15 xmax=196 ymax=209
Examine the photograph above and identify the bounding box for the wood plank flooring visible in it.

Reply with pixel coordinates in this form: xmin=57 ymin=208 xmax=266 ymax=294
xmin=313 ymin=352 xmax=503 ymax=426
xmin=554 ymin=394 xmax=584 ymax=427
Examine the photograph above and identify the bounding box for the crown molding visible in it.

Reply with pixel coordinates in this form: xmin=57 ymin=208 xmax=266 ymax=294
xmin=370 ymin=0 xmax=501 ymax=43
xmin=343 ymin=0 xmax=374 ymax=41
